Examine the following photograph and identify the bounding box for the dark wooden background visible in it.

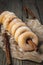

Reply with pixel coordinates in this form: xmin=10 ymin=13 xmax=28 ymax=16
xmin=0 ymin=0 xmax=43 ymax=65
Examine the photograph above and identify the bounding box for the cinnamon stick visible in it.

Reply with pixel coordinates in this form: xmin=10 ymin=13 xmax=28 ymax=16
xmin=2 ymin=33 xmax=12 ymax=65
xmin=27 ymin=40 xmax=37 ymax=51
xmin=23 ymin=7 xmax=36 ymax=19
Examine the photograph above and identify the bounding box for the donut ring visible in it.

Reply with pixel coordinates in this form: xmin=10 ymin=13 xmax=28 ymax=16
xmin=0 ymin=11 xmax=10 ymax=23
xmin=3 ymin=12 xmax=16 ymax=22
xmin=18 ymin=31 xmax=38 ymax=51
xmin=14 ymin=26 xmax=31 ymax=42
xmin=0 ymin=11 xmax=16 ymax=23
xmin=7 ymin=18 xmax=21 ymax=32
xmin=3 ymin=14 xmax=15 ymax=29
xmin=11 ymin=22 xmax=26 ymax=36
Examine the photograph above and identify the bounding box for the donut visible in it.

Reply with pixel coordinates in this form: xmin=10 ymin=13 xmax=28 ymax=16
xmin=18 ymin=31 xmax=38 ymax=51
xmin=0 ymin=11 xmax=16 ymax=24
xmin=3 ymin=14 xmax=15 ymax=29
xmin=7 ymin=18 xmax=22 ymax=32
xmin=0 ymin=11 xmax=9 ymax=23
xmin=11 ymin=22 xmax=26 ymax=36
xmin=14 ymin=26 xmax=31 ymax=42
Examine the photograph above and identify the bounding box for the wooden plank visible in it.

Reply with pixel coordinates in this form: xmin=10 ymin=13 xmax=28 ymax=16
xmin=36 ymin=0 xmax=43 ymax=24
xmin=0 ymin=48 xmax=3 ymax=65
xmin=12 ymin=58 xmax=17 ymax=65
xmin=0 ymin=0 xmax=22 ymax=19
xmin=19 ymin=60 xmax=23 ymax=65
xmin=7 ymin=0 xmax=22 ymax=19
xmin=0 ymin=48 xmax=7 ymax=65
xmin=0 ymin=0 xmax=9 ymax=13
xmin=22 ymin=60 xmax=41 ymax=65
xmin=2 ymin=53 xmax=7 ymax=65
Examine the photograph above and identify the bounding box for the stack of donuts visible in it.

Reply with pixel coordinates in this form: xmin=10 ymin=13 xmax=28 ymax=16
xmin=0 ymin=11 xmax=38 ymax=51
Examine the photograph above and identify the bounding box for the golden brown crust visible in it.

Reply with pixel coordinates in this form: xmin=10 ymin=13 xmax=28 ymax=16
xmin=7 ymin=18 xmax=21 ymax=32
xmin=0 ymin=11 xmax=9 ymax=23
xmin=14 ymin=26 xmax=31 ymax=42
xmin=18 ymin=31 xmax=38 ymax=51
xmin=3 ymin=14 xmax=15 ymax=29
xmin=11 ymin=22 xmax=26 ymax=36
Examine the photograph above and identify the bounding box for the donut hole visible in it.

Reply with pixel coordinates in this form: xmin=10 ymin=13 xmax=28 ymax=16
xmin=26 ymin=38 xmax=32 ymax=44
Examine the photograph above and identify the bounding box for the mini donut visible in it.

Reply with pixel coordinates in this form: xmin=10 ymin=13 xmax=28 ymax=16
xmin=7 ymin=18 xmax=21 ymax=32
xmin=14 ymin=26 xmax=31 ymax=42
xmin=18 ymin=31 xmax=38 ymax=51
xmin=3 ymin=14 xmax=15 ymax=29
xmin=0 ymin=11 xmax=16 ymax=24
xmin=0 ymin=11 xmax=10 ymax=23
xmin=3 ymin=12 xmax=16 ymax=23
xmin=11 ymin=22 xmax=26 ymax=36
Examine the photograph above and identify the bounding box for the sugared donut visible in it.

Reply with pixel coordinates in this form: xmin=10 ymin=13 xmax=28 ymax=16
xmin=14 ymin=26 xmax=31 ymax=42
xmin=18 ymin=31 xmax=38 ymax=51
xmin=0 ymin=11 xmax=16 ymax=24
xmin=7 ymin=18 xmax=22 ymax=32
xmin=11 ymin=22 xmax=26 ymax=36
xmin=0 ymin=11 xmax=9 ymax=23
xmin=3 ymin=14 xmax=15 ymax=29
